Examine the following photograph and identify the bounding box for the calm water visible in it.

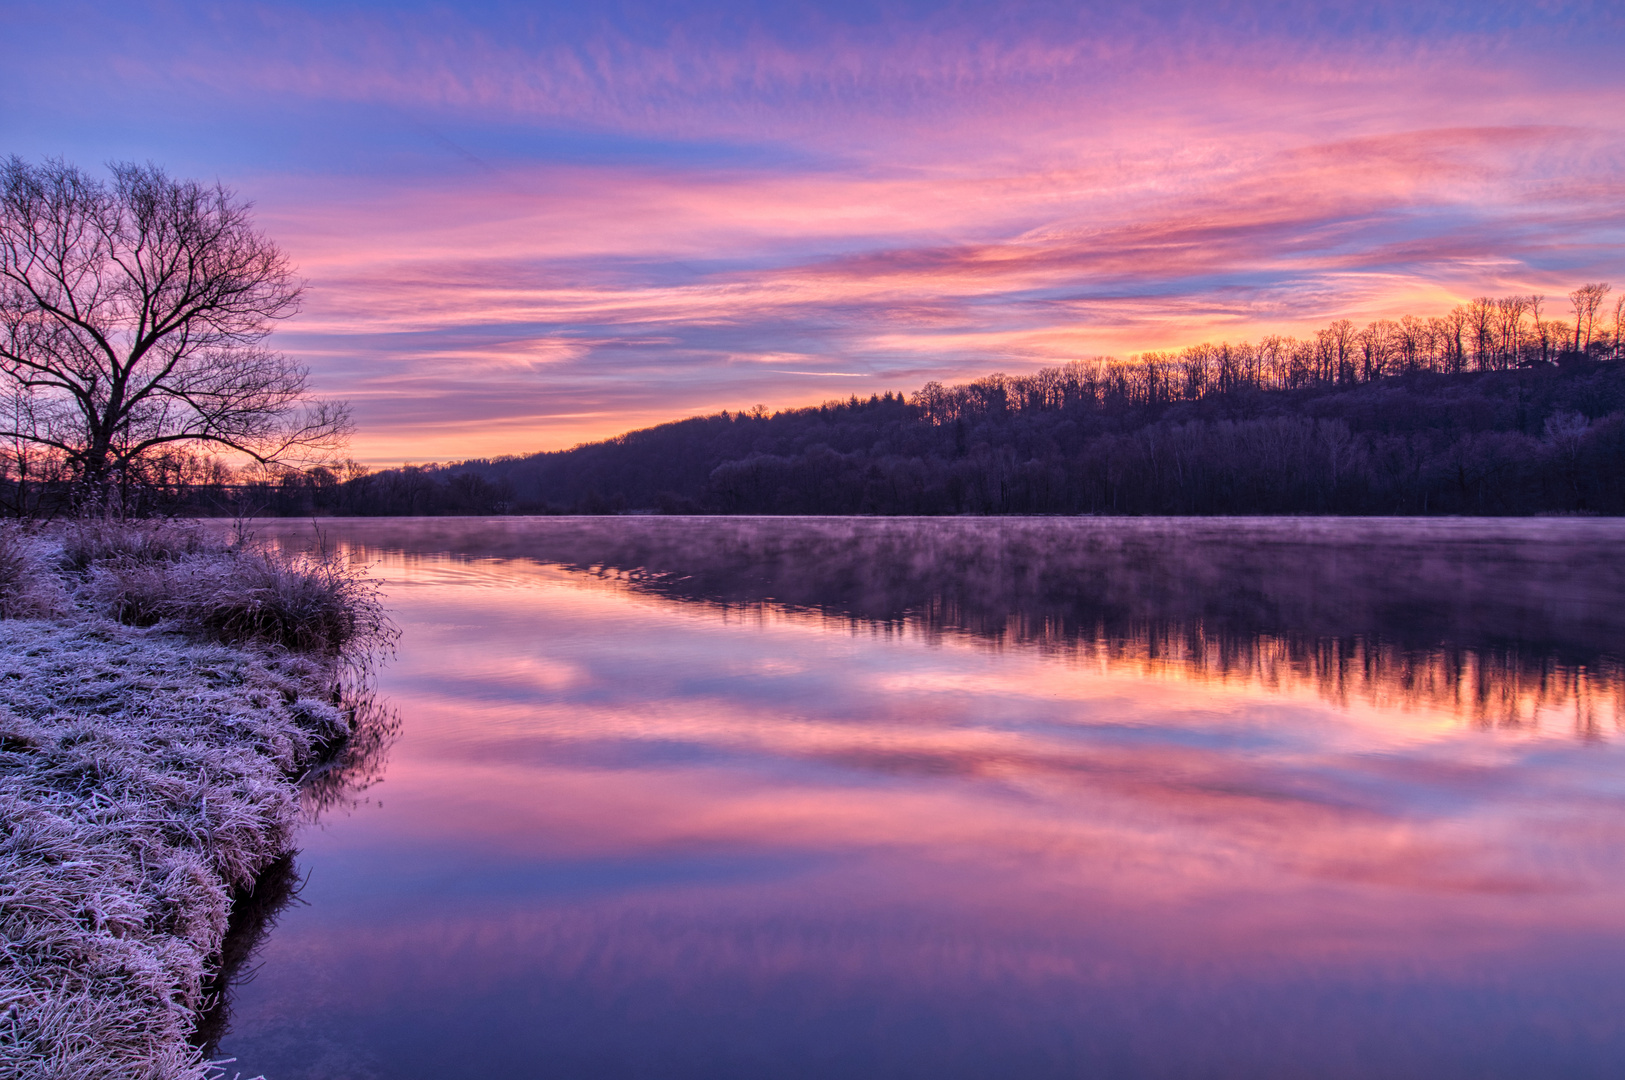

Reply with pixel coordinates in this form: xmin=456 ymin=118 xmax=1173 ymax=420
xmin=216 ymin=517 xmax=1625 ymax=1079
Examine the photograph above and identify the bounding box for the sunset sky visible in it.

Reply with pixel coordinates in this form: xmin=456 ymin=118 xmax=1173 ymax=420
xmin=7 ymin=1 xmax=1624 ymax=464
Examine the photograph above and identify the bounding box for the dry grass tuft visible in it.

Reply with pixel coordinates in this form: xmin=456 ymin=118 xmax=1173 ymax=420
xmin=37 ymin=517 xmax=397 ymax=661
xmin=0 ymin=525 xmax=68 ymax=620
xmin=56 ymin=517 xmax=217 ymax=573
xmin=82 ymin=547 xmax=393 ymax=657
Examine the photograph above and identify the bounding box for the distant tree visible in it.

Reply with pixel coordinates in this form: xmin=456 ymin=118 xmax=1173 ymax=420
xmin=0 ymin=158 xmax=349 ymax=511
xmin=1396 ymin=316 xmax=1427 ymax=373
xmin=1613 ymin=294 xmax=1625 ymax=361
xmin=1442 ymin=307 xmax=1470 ymax=373
xmin=1529 ymin=294 xmax=1551 ymax=364
xmin=1467 ymin=297 xmax=1497 ymax=369
xmin=1360 ymin=319 xmax=1396 ymax=381
xmin=1494 ymin=295 xmax=1528 ymax=369
xmin=1569 ymin=282 xmax=1611 ymax=352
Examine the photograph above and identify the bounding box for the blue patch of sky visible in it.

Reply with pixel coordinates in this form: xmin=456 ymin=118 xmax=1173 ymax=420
xmin=8 ymin=0 xmax=1617 ymax=185
xmin=283 ymin=0 xmax=1619 ymax=46
xmin=1 ymin=91 xmax=827 ymax=182
xmin=434 ymin=122 xmax=825 ymax=173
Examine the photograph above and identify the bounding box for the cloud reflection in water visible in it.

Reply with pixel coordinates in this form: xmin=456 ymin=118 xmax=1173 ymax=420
xmin=223 ymin=518 xmax=1625 ymax=1079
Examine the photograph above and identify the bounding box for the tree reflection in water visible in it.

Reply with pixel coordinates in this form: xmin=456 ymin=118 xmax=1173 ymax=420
xmin=305 ymin=516 xmax=1622 ymax=737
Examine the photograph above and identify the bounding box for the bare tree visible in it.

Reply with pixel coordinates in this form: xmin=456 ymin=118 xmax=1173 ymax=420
xmin=1359 ymin=319 xmax=1396 ymax=381
xmin=1441 ymin=307 xmax=1469 ymax=374
xmin=1612 ymin=294 xmax=1625 ymax=360
xmin=1467 ymin=297 xmax=1497 ymax=369
xmin=1494 ymin=295 xmax=1527 ymax=369
xmin=1568 ymin=282 xmax=1611 ymax=353
xmin=0 ymin=158 xmax=349 ymax=508
xmin=1316 ymin=319 xmax=1357 ymax=383
xmin=1528 ymin=294 xmax=1550 ymax=364
xmin=1396 ymin=315 xmax=1428 ymax=373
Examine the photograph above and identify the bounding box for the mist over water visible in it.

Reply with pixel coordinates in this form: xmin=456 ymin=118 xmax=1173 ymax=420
xmin=221 ymin=517 xmax=1625 ymax=1078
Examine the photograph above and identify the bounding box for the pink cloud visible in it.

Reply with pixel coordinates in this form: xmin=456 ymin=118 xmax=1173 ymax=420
xmin=252 ymin=114 xmax=1622 ymax=462
xmin=40 ymin=4 xmax=1613 ymax=460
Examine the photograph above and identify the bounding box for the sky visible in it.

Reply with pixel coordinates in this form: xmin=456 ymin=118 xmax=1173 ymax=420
xmin=5 ymin=1 xmax=1625 ymax=464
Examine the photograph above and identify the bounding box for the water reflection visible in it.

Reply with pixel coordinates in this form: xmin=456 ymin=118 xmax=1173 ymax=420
xmin=195 ymin=691 xmax=402 ymax=1059
xmin=303 ymin=516 xmax=1625 ymax=734
xmin=193 ymin=854 xmax=304 ymax=1059
xmin=220 ymin=517 xmax=1625 ymax=1079
xmin=298 ymin=691 xmax=404 ymax=822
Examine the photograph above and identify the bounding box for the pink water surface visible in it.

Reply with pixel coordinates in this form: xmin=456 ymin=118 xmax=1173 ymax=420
xmin=217 ymin=518 xmax=1625 ymax=1079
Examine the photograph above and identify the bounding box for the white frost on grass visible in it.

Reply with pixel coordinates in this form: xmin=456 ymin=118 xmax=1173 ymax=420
xmin=0 ymin=522 xmax=390 ymax=1080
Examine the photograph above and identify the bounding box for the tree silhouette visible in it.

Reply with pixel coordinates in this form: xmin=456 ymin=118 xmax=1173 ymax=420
xmin=1569 ymin=283 xmax=1611 ymax=353
xmin=0 ymin=158 xmax=349 ymax=510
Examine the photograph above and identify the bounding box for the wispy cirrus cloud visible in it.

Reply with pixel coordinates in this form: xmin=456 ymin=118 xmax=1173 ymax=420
xmin=5 ymin=1 xmax=1622 ymax=461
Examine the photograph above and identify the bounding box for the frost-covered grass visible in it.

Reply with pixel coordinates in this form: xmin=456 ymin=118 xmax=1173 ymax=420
xmin=0 ymin=528 xmax=68 ymax=621
xmin=0 ymin=520 xmax=392 ymax=1080
xmin=61 ymin=519 xmax=390 ymax=658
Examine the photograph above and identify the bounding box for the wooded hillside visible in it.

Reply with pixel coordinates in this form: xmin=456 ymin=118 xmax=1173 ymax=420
xmin=157 ymin=287 xmax=1625 ymax=516
xmin=252 ymin=354 xmax=1625 ymax=516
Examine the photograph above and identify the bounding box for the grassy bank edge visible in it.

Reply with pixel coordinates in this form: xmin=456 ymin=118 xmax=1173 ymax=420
xmin=0 ymin=520 xmax=394 ymax=1080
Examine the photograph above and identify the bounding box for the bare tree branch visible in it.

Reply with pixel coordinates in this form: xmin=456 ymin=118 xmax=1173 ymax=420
xmin=0 ymin=157 xmax=350 ymax=509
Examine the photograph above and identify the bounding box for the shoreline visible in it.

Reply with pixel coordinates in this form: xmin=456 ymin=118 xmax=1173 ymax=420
xmin=0 ymin=522 xmax=389 ymax=1080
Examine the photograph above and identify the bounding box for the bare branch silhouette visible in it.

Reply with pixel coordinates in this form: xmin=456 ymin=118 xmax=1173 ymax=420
xmin=0 ymin=158 xmax=350 ymax=510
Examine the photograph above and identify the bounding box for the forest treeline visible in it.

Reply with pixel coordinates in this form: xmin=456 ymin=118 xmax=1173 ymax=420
xmin=152 ymin=286 xmax=1625 ymax=516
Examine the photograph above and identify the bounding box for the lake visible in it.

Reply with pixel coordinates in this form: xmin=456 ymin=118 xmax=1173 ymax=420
xmin=214 ymin=516 xmax=1625 ymax=1079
